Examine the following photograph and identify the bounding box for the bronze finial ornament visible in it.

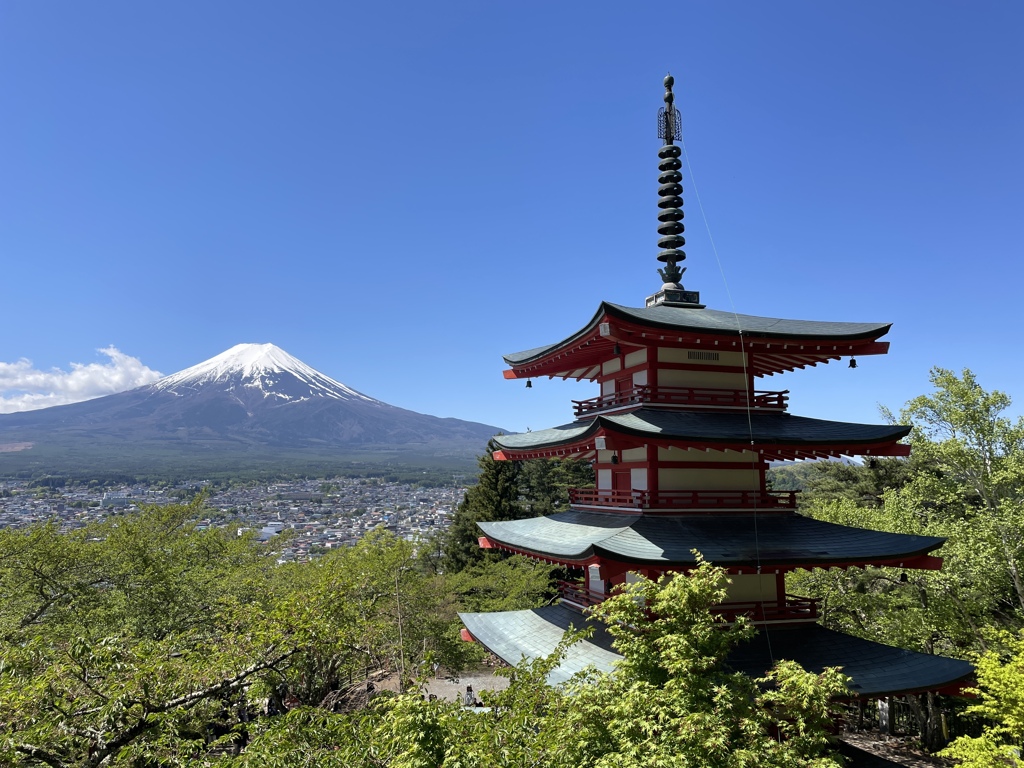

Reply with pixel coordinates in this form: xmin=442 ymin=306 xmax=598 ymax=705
xmin=656 ymin=73 xmax=686 ymax=287
xmin=645 ymin=74 xmax=702 ymax=308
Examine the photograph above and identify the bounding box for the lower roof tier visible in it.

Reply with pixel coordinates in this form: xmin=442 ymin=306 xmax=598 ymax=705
xmin=459 ymin=604 xmax=973 ymax=697
xmin=477 ymin=510 xmax=944 ymax=570
xmin=491 ymin=408 xmax=911 ymax=461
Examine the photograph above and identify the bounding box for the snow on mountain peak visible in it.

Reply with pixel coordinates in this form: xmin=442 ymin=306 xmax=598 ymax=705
xmin=152 ymin=343 xmax=378 ymax=403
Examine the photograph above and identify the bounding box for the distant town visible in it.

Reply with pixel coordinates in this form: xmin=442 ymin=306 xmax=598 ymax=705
xmin=0 ymin=477 xmax=467 ymax=562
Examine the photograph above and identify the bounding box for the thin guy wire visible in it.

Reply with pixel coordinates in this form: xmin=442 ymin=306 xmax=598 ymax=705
xmin=681 ymin=132 xmax=776 ymax=668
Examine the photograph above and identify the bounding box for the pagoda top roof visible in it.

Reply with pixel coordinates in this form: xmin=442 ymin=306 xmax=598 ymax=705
xmin=492 ymin=409 xmax=910 ymax=460
xmin=504 ymin=302 xmax=892 ymax=366
xmin=477 ymin=510 xmax=943 ymax=569
xmin=459 ymin=604 xmax=973 ymax=696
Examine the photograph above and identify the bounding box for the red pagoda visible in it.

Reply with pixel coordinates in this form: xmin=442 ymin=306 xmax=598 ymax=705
xmin=459 ymin=75 xmax=972 ymax=699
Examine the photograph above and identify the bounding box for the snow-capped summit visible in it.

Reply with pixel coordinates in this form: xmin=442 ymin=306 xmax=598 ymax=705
xmin=0 ymin=343 xmax=501 ymax=463
xmin=153 ymin=343 xmax=377 ymax=404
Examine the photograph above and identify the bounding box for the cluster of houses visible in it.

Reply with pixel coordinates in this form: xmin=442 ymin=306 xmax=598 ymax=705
xmin=0 ymin=477 xmax=465 ymax=562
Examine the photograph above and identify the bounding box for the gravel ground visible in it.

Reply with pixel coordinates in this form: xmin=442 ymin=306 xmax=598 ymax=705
xmin=422 ymin=668 xmax=511 ymax=704
xmin=377 ymin=667 xmax=511 ymax=704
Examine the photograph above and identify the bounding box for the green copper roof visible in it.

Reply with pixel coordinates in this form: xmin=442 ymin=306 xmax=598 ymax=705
xmin=731 ymin=625 xmax=973 ymax=696
xmin=504 ymin=302 xmax=892 ymax=365
xmin=492 ymin=409 xmax=910 ymax=451
xmin=477 ymin=510 xmax=943 ymax=566
xmin=459 ymin=604 xmax=972 ymax=696
xmin=459 ymin=605 xmax=620 ymax=685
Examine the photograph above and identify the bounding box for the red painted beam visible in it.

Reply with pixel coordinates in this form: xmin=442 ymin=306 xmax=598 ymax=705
xmin=856 ymin=341 xmax=890 ymax=356
xmin=496 ymin=439 xmax=910 ymax=462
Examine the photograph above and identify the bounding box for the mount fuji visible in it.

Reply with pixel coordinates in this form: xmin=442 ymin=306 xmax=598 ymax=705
xmin=0 ymin=344 xmax=502 ymax=470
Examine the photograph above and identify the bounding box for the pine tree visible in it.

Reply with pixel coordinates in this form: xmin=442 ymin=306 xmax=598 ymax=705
xmin=519 ymin=457 xmax=594 ymax=516
xmin=442 ymin=440 xmax=526 ymax=573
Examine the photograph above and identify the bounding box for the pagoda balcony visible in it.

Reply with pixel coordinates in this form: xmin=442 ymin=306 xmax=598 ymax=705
xmin=557 ymin=580 xmax=820 ymax=625
xmin=568 ymin=488 xmax=798 ymax=513
xmin=572 ymin=386 xmax=789 ymax=418
xmin=709 ymin=594 xmax=820 ymax=624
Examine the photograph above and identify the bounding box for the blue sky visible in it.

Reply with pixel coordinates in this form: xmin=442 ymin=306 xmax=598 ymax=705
xmin=1 ymin=2 xmax=1021 ymax=433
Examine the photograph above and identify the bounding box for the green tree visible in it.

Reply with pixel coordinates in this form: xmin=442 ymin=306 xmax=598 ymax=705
xmin=940 ymin=630 xmax=1024 ymax=767
xmin=444 ymin=554 xmax=553 ymax=613
xmin=519 ymin=457 xmax=594 ymax=516
xmin=443 ymin=447 xmax=594 ymax=573
xmin=555 ymin=561 xmax=849 ymax=768
xmin=233 ymin=560 xmax=849 ymax=768
xmin=792 ymin=367 xmax=1024 ymax=750
xmin=442 ymin=440 xmax=525 ymax=572
xmin=0 ymin=498 xmax=288 ymax=766
xmin=799 ymin=457 xmax=914 ymax=507
xmin=902 ymin=368 xmax=1024 ymax=617
xmin=0 ymin=504 xmax=466 ymax=767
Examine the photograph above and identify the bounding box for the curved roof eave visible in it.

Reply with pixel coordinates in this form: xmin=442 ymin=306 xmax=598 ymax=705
xmin=477 ymin=512 xmax=945 ymax=567
xmin=492 ymin=410 xmax=911 ymax=452
xmin=502 ymin=303 xmax=609 ymax=366
xmin=459 ymin=605 xmax=973 ymax=697
xmin=502 ymin=301 xmax=893 ymax=366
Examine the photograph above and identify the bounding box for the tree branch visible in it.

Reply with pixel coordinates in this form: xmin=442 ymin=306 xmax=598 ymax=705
xmin=14 ymin=743 xmax=67 ymax=768
xmin=86 ymin=648 xmax=301 ymax=765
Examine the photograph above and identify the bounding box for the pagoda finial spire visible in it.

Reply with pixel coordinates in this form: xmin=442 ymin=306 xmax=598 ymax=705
xmin=647 ymin=73 xmax=703 ymax=308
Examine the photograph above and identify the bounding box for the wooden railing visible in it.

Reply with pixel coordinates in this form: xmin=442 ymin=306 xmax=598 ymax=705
xmin=709 ymin=594 xmax=820 ymax=623
xmin=568 ymin=488 xmax=798 ymax=512
xmin=557 ymin=580 xmax=605 ymax=607
xmin=557 ymin=581 xmax=819 ymax=623
xmin=573 ymin=386 xmax=788 ymax=417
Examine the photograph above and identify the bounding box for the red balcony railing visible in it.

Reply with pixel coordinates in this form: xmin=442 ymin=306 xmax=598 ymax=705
xmin=573 ymin=386 xmax=788 ymax=418
xmin=568 ymin=488 xmax=798 ymax=512
xmin=709 ymin=594 xmax=820 ymax=623
xmin=557 ymin=580 xmax=819 ymax=624
xmin=557 ymin=580 xmax=605 ymax=607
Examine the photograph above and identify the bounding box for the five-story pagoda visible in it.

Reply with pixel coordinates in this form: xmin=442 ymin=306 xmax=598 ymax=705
xmin=459 ymin=76 xmax=972 ymax=698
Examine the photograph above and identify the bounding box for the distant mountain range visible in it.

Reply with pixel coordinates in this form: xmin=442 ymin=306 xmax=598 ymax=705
xmin=0 ymin=344 xmax=502 ymax=473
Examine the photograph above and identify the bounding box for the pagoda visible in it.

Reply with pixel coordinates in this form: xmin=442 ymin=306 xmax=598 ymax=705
xmin=459 ymin=76 xmax=973 ymax=699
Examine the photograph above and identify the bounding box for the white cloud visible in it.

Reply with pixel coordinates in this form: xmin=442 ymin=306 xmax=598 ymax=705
xmin=0 ymin=347 xmax=164 ymax=414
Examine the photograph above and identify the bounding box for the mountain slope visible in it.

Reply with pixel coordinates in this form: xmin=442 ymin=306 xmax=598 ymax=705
xmin=0 ymin=344 xmax=502 ymax=467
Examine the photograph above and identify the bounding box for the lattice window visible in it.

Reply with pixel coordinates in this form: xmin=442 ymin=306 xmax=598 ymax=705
xmin=686 ymin=351 xmax=720 ymax=361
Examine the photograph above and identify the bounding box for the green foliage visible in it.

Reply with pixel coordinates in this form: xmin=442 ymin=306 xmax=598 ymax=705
xmin=766 ymin=461 xmax=819 ymax=491
xmin=444 ymin=555 xmax=553 ymax=613
xmin=0 ymin=450 xmax=477 ymax=487
xmin=443 ymin=446 xmax=593 ymax=573
xmin=285 ymin=561 xmax=850 ymax=768
xmin=249 ymin=563 xmax=848 ymax=768
xmin=770 ymin=458 xmax=913 ymax=499
xmin=1 ymin=493 xmax=850 ymax=766
xmin=555 ymin=562 xmax=849 ymax=768
xmin=796 ymin=368 xmax=1024 ymax=651
xmin=800 ymin=457 xmax=914 ymax=507
xmin=792 ymin=367 xmax=1024 ymax=751
xmin=442 ymin=441 xmax=526 ymax=572
xmin=519 ymin=457 xmax=594 ymax=516
xmin=940 ymin=630 xmax=1024 ymax=766
xmin=0 ymin=504 xmax=466 ymax=767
